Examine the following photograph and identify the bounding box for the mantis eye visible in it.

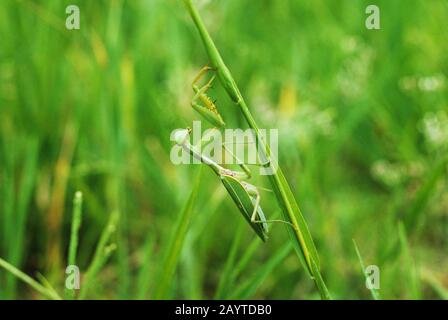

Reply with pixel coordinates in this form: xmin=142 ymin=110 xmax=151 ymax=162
xmin=173 ymin=129 xmax=190 ymax=145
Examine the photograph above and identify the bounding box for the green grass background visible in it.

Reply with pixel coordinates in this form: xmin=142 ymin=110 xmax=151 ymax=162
xmin=0 ymin=0 xmax=447 ymax=299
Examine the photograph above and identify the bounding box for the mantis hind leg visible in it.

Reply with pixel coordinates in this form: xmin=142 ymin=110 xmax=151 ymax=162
xmin=249 ymin=192 xmax=296 ymax=230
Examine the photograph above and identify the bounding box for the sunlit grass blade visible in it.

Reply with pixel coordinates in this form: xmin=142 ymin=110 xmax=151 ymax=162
xmin=36 ymin=272 xmax=61 ymax=299
xmin=420 ymin=270 xmax=448 ymax=300
xmin=353 ymin=239 xmax=381 ymax=300
xmin=153 ymin=169 xmax=202 ymax=299
xmin=273 ymin=170 xmax=321 ymax=273
xmin=309 ymin=254 xmax=331 ymax=300
xmin=0 ymin=257 xmax=61 ymax=300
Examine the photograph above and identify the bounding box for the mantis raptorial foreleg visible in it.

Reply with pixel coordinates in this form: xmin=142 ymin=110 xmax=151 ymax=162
xmin=192 ymin=65 xmax=215 ymax=89
xmin=190 ymin=67 xmax=252 ymax=176
xmin=191 ymin=66 xmax=225 ymax=128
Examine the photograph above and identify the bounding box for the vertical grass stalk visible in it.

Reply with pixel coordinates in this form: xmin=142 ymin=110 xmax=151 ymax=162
xmin=66 ymin=191 xmax=83 ymax=299
xmin=78 ymin=210 xmax=119 ymax=299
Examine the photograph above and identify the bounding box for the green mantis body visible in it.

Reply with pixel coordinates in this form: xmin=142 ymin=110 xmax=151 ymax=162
xmin=174 ymin=128 xmax=269 ymax=241
xmin=173 ymin=66 xmax=273 ymax=241
xmin=177 ymin=67 xmax=298 ymax=240
xmin=175 ymin=65 xmax=306 ymax=255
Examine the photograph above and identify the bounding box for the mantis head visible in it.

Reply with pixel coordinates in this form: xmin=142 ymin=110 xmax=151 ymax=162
xmin=174 ymin=128 xmax=191 ymax=145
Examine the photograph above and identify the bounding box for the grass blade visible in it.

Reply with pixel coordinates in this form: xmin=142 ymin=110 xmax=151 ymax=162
xmin=0 ymin=257 xmax=61 ymax=300
xmin=420 ymin=270 xmax=448 ymax=300
xmin=153 ymin=169 xmax=202 ymax=299
xmin=68 ymin=191 xmax=83 ymax=267
xmin=353 ymin=239 xmax=381 ymax=300
xmin=66 ymin=191 xmax=83 ymax=300
xmin=214 ymin=221 xmax=244 ymax=299
xmin=228 ymin=212 xmax=283 ymax=285
xmin=2 ymin=138 xmax=39 ymax=298
xmin=78 ymin=210 xmax=119 ymax=299
xmin=231 ymin=243 xmax=293 ymax=299
xmin=36 ymin=272 xmax=62 ymax=300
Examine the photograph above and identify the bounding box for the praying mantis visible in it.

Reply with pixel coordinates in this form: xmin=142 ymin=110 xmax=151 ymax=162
xmin=174 ymin=66 xmax=292 ymax=241
xmin=182 ymin=1 xmax=331 ymax=299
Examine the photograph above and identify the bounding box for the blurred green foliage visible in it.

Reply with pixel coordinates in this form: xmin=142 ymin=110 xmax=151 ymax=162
xmin=0 ymin=0 xmax=447 ymax=299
